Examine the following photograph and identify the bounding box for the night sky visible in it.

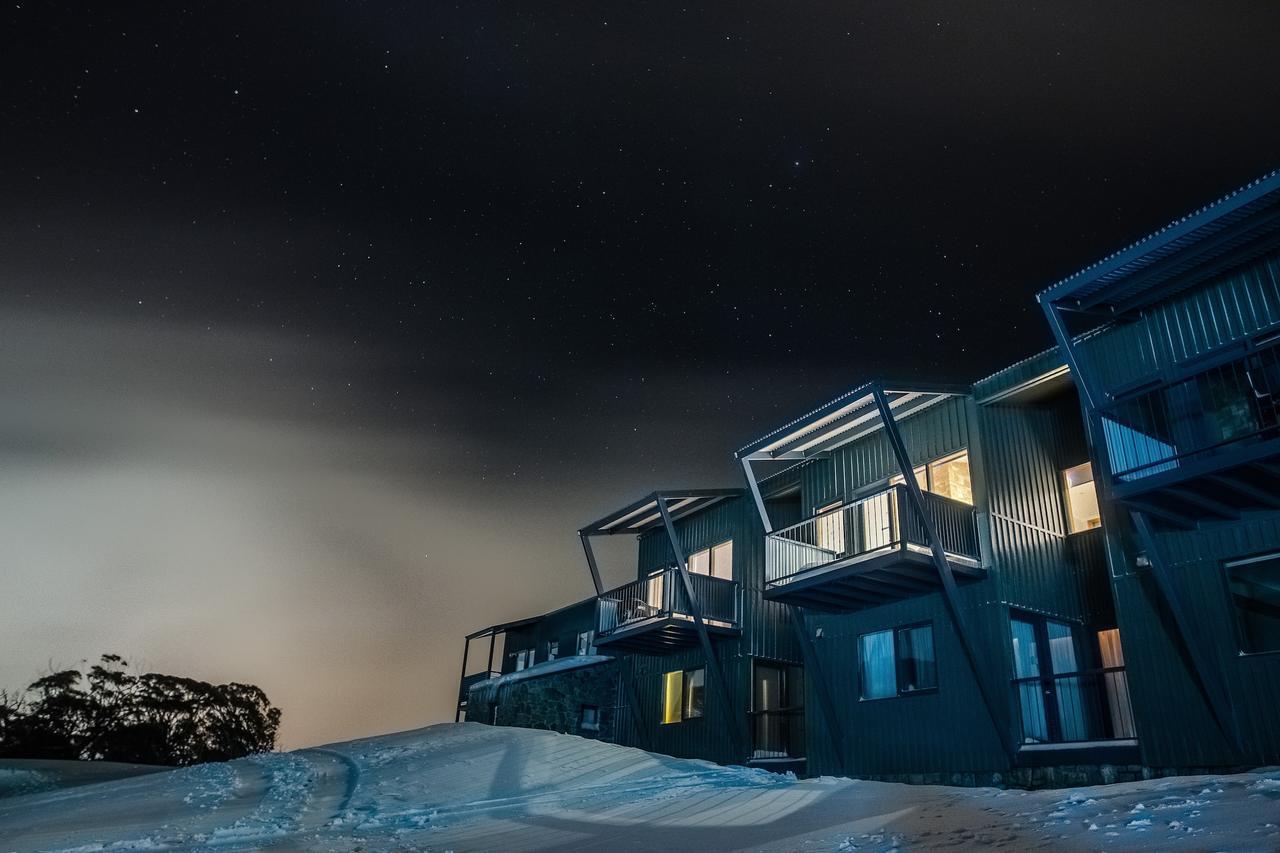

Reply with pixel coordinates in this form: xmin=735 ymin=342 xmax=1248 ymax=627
xmin=3 ymin=3 xmax=1280 ymax=749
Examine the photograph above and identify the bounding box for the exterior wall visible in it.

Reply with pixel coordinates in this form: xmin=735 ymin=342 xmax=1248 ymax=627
xmin=499 ymin=598 xmax=597 ymax=675
xmin=466 ymin=659 xmax=620 ymax=742
xmin=1069 ymin=252 xmax=1280 ymax=771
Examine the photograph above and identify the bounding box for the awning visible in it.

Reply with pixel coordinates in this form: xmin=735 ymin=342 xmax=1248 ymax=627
xmin=578 ymin=489 xmax=742 ymax=536
xmin=1038 ymin=168 xmax=1280 ymax=314
xmin=735 ymin=381 xmax=967 ymax=462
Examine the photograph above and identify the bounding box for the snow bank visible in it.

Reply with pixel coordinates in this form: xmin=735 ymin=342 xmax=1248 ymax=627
xmin=2 ymin=725 xmax=1279 ymax=851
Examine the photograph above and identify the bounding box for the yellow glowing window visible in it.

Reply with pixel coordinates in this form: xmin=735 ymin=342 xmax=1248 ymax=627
xmin=1064 ymin=462 xmax=1101 ymax=533
xmin=889 ymin=452 xmax=972 ymax=505
xmin=661 ymin=670 xmax=683 ymax=724
xmin=889 ymin=466 xmax=927 ymax=491
xmin=688 ymin=548 xmax=711 ymax=576
xmin=710 ymin=540 xmax=733 ymax=580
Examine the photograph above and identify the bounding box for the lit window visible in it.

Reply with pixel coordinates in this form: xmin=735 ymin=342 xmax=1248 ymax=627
xmin=576 ymin=630 xmax=596 ymax=656
xmin=929 ymin=452 xmax=972 ymax=505
xmin=547 ymin=640 xmax=558 ymax=661
xmin=815 ymin=502 xmax=846 ymax=554
xmin=688 ymin=540 xmax=733 ymax=580
xmin=859 ymin=623 xmax=937 ymax=700
xmin=514 ymin=649 xmax=534 ymax=671
xmin=661 ymin=668 xmax=706 ymax=722
xmin=711 ymin=540 xmax=734 ymax=580
xmin=661 ymin=670 xmax=683 ymax=723
xmin=889 ymin=452 xmax=972 ymax=505
xmin=1226 ymin=553 xmax=1280 ymax=654
xmin=1063 ymin=462 xmax=1102 ymax=533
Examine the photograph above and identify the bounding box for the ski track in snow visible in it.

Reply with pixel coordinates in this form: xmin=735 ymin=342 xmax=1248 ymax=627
xmin=1 ymin=723 xmax=1278 ymax=852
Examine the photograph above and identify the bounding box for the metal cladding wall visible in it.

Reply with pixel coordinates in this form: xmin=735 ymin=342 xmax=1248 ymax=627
xmin=1069 ymin=251 xmax=1280 ymax=770
xmin=499 ymin=598 xmax=597 ymax=674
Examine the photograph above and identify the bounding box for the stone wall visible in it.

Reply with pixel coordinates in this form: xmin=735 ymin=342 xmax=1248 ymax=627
xmin=466 ymin=658 xmax=620 ymax=743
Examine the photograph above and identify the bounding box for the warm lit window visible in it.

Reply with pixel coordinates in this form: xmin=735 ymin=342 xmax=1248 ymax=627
xmin=1063 ymin=462 xmax=1101 ymax=533
xmin=890 ymin=451 xmax=972 ymax=505
xmin=661 ymin=668 xmax=706 ymax=723
xmin=815 ymin=502 xmax=846 ymax=554
xmin=661 ymin=670 xmax=683 ymax=723
xmin=859 ymin=623 xmax=937 ymax=700
xmin=546 ymin=640 xmax=558 ymax=661
xmin=1226 ymin=553 xmax=1280 ymax=654
xmin=687 ymin=540 xmax=733 ymax=580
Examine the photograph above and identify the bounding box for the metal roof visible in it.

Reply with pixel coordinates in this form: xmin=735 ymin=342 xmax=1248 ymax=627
xmin=734 ymin=381 xmax=968 ymax=461
xmin=578 ymin=489 xmax=742 ymax=536
xmin=1038 ymin=168 xmax=1280 ymax=312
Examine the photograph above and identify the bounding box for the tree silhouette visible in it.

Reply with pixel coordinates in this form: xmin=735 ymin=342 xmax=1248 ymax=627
xmin=0 ymin=655 xmax=281 ymax=766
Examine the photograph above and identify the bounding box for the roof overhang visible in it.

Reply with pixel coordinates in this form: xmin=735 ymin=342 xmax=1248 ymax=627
xmin=578 ymin=489 xmax=742 ymax=536
xmin=734 ymin=381 xmax=968 ymax=463
xmin=1038 ymin=168 xmax=1280 ymax=314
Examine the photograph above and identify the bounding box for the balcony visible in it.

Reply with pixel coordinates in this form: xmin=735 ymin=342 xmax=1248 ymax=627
xmin=1099 ymin=334 xmax=1280 ymax=525
xmin=595 ymin=568 xmax=740 ymax=653
xmin=764 ymin=485 xmax=982 ymax=612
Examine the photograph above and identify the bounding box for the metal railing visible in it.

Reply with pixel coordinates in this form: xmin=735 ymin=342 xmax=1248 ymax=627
xmin=1100 ymin=337 xmax=1280 ymax=482
xmin=1013 ymin=666 xmax=1136 ymax=745
xmin=749 ymin=708 xmax=806 ymax=760
xmin=765 ymin=485 xmax=979 ymax=587
xmin=595 ymin=567 xmax=739 ymax=637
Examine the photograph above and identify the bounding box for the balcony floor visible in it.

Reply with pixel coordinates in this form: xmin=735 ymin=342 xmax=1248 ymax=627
xmin=1112 ymin=436 xmax=1280 ymax=528
xmin=763 ymin=546 xmax=984 ymax=613
xmin=594 ymin=615 xmax=740 ymax=654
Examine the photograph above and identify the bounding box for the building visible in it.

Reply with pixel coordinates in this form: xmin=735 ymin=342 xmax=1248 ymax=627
xmin=457 ymin=168 xmax=1280 ymax=787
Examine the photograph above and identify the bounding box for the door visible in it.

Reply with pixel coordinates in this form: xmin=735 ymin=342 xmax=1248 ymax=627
xmin=1010 ymin=614 xmax=1085 ymax=744
xmin=751 ymin=662 xmax=804 ymax=759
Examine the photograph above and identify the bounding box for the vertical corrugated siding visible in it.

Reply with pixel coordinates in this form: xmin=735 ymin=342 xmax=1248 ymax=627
xmin=1080 ymin=251 xmax=1280 ymax=390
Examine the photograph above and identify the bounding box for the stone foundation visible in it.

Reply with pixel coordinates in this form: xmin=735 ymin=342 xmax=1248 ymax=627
xmin=466 ymin=657 xmax=620 ymax=743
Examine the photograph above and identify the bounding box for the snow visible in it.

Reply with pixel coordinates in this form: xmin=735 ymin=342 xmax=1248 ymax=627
xmin=1 ymin=723 xmax=1278 ymax=851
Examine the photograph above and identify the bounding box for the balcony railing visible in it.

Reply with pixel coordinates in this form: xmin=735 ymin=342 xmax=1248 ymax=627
xmin=1100 ymin=337 xmax=1280 ymax=483
xmin=765 ymin=485 xmax=979 ymax=588
xmin=595 ymin=567 xmax=739 ymax=638
xmin=1013 ymin=666 xmax=1136 ymax=746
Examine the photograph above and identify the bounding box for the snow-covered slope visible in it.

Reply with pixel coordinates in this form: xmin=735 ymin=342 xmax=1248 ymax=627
xmin=1 ymin=723 xmax=1278 ymax=851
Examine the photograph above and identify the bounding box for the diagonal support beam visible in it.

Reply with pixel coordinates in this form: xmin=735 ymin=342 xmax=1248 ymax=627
xmin=740 ymin=456 xmax=773 ymax=533
xmin=872 ymin=386 xmax=1016 ymax=766
xmin=1040 ymin=299 xmax=1102 ymax=412
xmin=788 ymin=607 xmax=848 ymax=775
xmin=580 ymin=533 xmax=604 ymax=596
xmin=659 ymin=498 xmax=750 ymax=762
xmin=1130 ymin=511 xmax=1243 ymax=757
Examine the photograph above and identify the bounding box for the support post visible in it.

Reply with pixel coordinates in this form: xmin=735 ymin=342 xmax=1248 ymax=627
xmin=872 ymin=385 xmax=1016 ymax=766
xmin=581 ymin=533 xmax=604 ymax=597
xmin=487 ymin=630 xmax=497 ymax=675
xmin=1040 ymin=299 xmax=1101 ymax=412
xmin=455 ymin=636 xmax=471 ymax=723
xmin=1130 ymin=511 xmax=1242 ymax=756
xmin=658 ymin=497 xmax=750 ymax=762
xmin=740 ymin=456 xmax=773 ymax=533
xmin=788 ymin=607 xmax=848 ymax=775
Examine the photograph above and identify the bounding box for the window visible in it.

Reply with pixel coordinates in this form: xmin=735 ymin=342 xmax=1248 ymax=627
xmin=576 ymin=630 xmax=596 ymax=656
xmin=890 ymin=451 xmax=972 ymax=505
xmin=661 ymin=667 xmax=706 ymax=723
xmin=859 ymin=623 xmax=937 ymax=699
xmin=815 ymin=502 xmax=846 ymax=554
xmin=547 ymin=640 xmax=559 ymax=661
xmin=687 ymin=540 xmax=733 ymax=580
xmin=513 ymin=648 xmax=534 ymax=671
xmin=1226 ymin=553 xmax=1280 ymax=654
xmin=1063 ymin=462 xmax=1101 ymax=533
xmin=579 ymin=705 xmax=600 ymax=732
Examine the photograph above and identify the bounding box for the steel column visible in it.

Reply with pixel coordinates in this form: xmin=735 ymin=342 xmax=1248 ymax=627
xmin=455 ymin=636 xmax=471 ymax=723
xmin=658 ymin=497 xmax=750 ymax=762
xmin=740 ymin=456 xmax=773 ymax=533
xmin=580 ymin=533 xmax=604 ymax=596
xmin=872 ymin=385 xmax=1015 ymax=765
xmin=787 ymin=607 xmax=848 ymax=774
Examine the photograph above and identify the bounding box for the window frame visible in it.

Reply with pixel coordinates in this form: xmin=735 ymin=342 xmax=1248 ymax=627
xmin=576 ymin=629 xmax=596 ymax=656
xmin=857 ymin=621 xmax=939 ymax=701
xmin=1223 ymin=551 xmax=1280 ymax=658
xmin=1061 ymin=461 xmax=1102 ymax=535
xmin=546 ymin=639 xmax=558 ymax=661
xmin=660 ymin=666 xmax=708 ymax=723
xmin=686 ymin=539 xmax=734 ymax=581
xmin=888 ymin=449 xmax=972 ymax=505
